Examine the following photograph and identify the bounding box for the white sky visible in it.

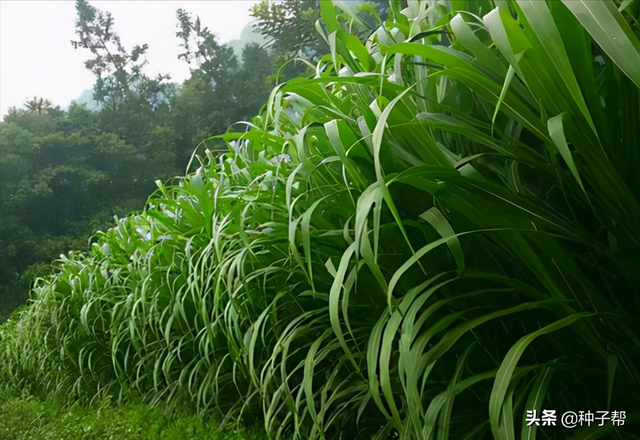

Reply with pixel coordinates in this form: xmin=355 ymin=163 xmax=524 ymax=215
xmin=0 ymin=0 xmax=260 ymax=119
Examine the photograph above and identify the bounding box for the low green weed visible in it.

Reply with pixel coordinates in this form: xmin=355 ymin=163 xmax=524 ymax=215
xmin=0 ymin=386 xmax=266 ymax=440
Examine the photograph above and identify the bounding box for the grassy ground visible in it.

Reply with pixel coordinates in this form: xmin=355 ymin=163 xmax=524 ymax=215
xmin=0 ymin=387 xmax=266 ymax=440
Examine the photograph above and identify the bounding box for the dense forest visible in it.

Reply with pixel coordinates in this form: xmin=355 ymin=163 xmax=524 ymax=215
xmin=1 ymin=0 xmax=639 ymax=439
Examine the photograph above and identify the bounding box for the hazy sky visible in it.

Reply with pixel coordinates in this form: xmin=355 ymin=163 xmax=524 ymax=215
xmin=0 ymin=1 xmax=260 ymax=119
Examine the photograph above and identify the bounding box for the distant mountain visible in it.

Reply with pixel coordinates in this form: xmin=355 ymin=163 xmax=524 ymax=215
xmin=225 ymin=23 xmax=269 ymax=60
xmin=72 ymin=89 xmax=101 ymax=111
xmin=70 ymin=84 xmax=176 ymax=112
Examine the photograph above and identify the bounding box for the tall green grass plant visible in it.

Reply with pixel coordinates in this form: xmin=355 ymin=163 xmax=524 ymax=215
xmin=2 ymin=1 xmax=639 ymax=439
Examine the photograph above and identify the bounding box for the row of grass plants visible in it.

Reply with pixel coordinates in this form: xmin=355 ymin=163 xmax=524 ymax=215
xmin=2 ymin=1 xmax=639 ymax=439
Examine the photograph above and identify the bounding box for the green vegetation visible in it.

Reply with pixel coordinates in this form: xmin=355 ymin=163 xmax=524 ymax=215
xmin=2 ymin=0 xmax=640 ymax=439
xmin=0 ymin=386 xmax=266 ymax=440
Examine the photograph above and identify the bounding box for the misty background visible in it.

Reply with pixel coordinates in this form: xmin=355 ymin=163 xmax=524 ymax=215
xmin=0 ymin=1 xmax=264 ymax=119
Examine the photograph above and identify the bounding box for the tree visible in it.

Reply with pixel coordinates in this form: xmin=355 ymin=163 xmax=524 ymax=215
xmin=71 ymin=0 xmax=149 ymax=91
xmin=250 ymin=0 xmax=324 ymax=60
xmin=0 ymin=123 xmax=40 ymax=310
xmin=235 ymin=43 xmax=273 ymax=117
xmin=24 ymin=97 xmax=53 ymax=114
xmin=175 ymin=8 xmax=238 ymax=97
xmin=173 ymin=9 xmax=249 ymax=162
xmin=71 ymin=0 xmax=174 ymax=123
xmin=3 ymin=99 xmax=61 ymax=137
xmin=249 ymin=1 xmax=384 ymax=82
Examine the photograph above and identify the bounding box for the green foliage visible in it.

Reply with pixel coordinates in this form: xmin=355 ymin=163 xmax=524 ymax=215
xmin=72 ymin=0 xmax=176 ymax=148
xmin=3 ymin=106 xmax=60 ymax=137
xmin=24 ymin=97 xmax=54 ymax=114
xmin=0 ymin=386 xmax=267 ymax=440
xmin=3 ymin=1 xmax=640 ymax=439
xmin=0 ymin=123 xmax=40 ymax=313
xmin=0 ymin=109 xmax=176 ymax=321
xmin=250 ymin=0 xmax=325 ymax=59
xmin=236 ymin=43 xmax=274 ymax=116
xmin=173 ymin=9 xmax=274 ymax=153
xmin=71 ymin=0 xmax=162 ymax=92
xmin=249 ymin=0 xmax=386 ymax=82
xmin=176 ymin=8 xmax=238 ymax=86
